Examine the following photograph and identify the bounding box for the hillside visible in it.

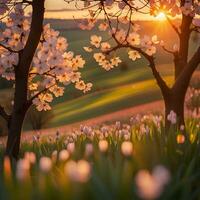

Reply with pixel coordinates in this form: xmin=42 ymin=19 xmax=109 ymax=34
xmin=0 ymin=19 xmax=199 ymax=131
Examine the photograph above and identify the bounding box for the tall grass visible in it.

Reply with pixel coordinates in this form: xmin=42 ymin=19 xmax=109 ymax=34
xmin=0 ymin=115 xmax=199 ymax=200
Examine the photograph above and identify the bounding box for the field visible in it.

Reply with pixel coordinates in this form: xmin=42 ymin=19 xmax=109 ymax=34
xmin=41 ymin=21 xmax=177 ymax=128
xmin=0 ymin=20 xmax=199 ymax=131
xmin=0 ymin=116 xmax=199 ymax=200
xmin=0 ymin=15 xmax=200 ymax=200
xmin=48 ymin=20 xmax=198 ymax=127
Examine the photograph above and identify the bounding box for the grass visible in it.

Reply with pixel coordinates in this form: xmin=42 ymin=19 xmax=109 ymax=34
xmin=48 ymin=28 xmax=175 ymax=127
xmin=0 ymin=63 xmax=173 ymax=129
xmin=48 ymin=30 xmax=175 ymax=126
xmin=0 ymin=24 xmax=199 ymax=129
xmin=0 ymin=55 xmax=174 ymax=130
xmin=0 ymin=20 xmax=199 ymax=199
xmin=51 ymin=76 xmax=173 ymax=126
xmin=0 ymin=116 xmax=199 ymax=200
xmin=44 ymin=26 xmax=180 ymax=127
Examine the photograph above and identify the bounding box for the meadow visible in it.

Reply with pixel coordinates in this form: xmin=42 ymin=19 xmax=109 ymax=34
xmin=0 ymin=19 xmax=199 ymax=200
xmin=1 ymin=0 xmax=200 ymax=198
xmin=39 ymin=21 xmax=175 ymax=127
xmin=0 ymin=115 xmax=199 ymax=200
xmin=48 ymin=20 xmax=199 ymax=127
xmin=0 ymin=20 xmax=199 ymax=130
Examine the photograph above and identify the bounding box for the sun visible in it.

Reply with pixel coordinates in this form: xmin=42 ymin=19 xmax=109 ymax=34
xmin=155 ymin=12 xmax=166 ymax=21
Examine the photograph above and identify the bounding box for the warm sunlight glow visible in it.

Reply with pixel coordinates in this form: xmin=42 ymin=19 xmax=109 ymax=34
xmin=155 ymin=12 xmax=166 ymax=21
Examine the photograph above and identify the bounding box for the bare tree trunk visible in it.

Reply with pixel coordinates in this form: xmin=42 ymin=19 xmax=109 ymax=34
xmin=5 ymin=76 xmax=29 ymax=159
xmin=150 ymin=62 xmax=188 ymax=130
xmin=164 ymin=89 xmax=186 ymax=130
xmin=169 ymin=47 xmax=200 ymax=127
xmin=5 ymin=0 xmax=45 ymax=159
xmin=6 ymin=110 xmax=27 ymax=159
xmin=165 ymin=14 xmax=193 ymax=128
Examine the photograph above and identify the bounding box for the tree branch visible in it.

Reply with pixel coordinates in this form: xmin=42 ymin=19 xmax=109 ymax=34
xmin=147 ymin=57 xmax=170 ymax=99
xmin=162 ymin=46 xmax=176 ymax=55
xmin=0 ymin=43 xmax=19 ymax=53
xmin=26 ymin=84 xmax=56 ymax=108
xmin=19 ymin=0 xmax=45 ymax=75
xmin=166 ymin=16 xmax=180 ymax=37
xmin=106 ymin=44 xmax=170 ymax=97
xmin=0 ymin=105 xmax=10 ymax=122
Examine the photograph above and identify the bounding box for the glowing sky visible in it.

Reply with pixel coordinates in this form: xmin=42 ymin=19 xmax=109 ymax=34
xmin=44 ymin=0 xmax=154 ymax=20
xmin=44 ymin=0 xmax=85 ymax=19
xmin=45 ymin=0 xmax=68 ymax=10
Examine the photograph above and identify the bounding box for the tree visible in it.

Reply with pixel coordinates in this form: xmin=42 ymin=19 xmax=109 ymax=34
xmin=76 ymin=0 xmax=200 ymax=129
xmin=0 ymin=1 xmax=92 ymax=159
xmin=0 ymin=92 xmax=13 ymax=136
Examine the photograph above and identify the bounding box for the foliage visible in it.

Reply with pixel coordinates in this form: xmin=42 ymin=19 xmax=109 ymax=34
xmin=76 ymin=0 xmax=200 ymax=70
xmin=66 ymin=0 xmax=200 ymax=129
xmin=0 ymin=115 xmax=199 ymax=200
xmin=0 ymin=5 xmax=91 ymax=112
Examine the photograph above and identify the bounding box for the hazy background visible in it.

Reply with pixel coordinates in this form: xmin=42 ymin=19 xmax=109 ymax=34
xmin=44 ymin=0 xmax=152 ymax=20
xmin=0 ymin=2 xmax=199 ymax=135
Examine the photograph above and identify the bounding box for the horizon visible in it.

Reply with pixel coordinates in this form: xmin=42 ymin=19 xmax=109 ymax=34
xmin=44 ymin=0 xmax=163 ymax=21
xmin=44 ymin=10 xmax=167 ymax=21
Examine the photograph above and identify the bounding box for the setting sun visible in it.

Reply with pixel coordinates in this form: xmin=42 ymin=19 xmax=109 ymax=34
xmin=155 ymin=12 xmax=166 ymax=21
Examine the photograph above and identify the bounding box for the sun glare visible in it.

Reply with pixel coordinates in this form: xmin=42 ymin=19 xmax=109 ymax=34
xmin=155 ymin=12 xmax=166 ymax=21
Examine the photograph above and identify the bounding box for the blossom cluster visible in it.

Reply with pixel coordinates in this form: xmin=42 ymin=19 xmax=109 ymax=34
xmin=0 ymin=5 xmax=92 ymax=111
xmin=150 ymin=0 xmax=200 ymax=27
xmin=78 ymin=0 xmax=200 ymax=72
xmin=0 ymin=5 xmax=29 ymax=80
xmin=83 ymin=28 xmax=159 ymax=71
xmin=80 ymin=1 xmax=161 ymax=71
xmin=30 ymin=23 xmax=92 ymax=111
xmin=82 ymin=0 xmax=200 ymax=21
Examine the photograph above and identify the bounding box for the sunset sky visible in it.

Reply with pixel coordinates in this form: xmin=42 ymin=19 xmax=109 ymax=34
xmin=44 ymin=0 xmax=155 ymax=20
xmin=45 ymin=0 xmax=87 ymax=19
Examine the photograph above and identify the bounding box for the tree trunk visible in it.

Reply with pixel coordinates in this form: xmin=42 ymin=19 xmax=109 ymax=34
xmin=5 ymin=0 xmax=45 ymax=159
xmin=164 ymin=88 xmax=186 ymax=130
xmin=6 ymin=110 xmax=26 ymax=160
xmin=5 ymin=76 xmax=29 ymax=159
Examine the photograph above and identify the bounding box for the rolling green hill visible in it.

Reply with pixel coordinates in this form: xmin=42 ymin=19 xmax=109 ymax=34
xmin=0 ymin=19 xmax=199 ymax=129
xmin=51 ymin=76 xmax=173 ymax=126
